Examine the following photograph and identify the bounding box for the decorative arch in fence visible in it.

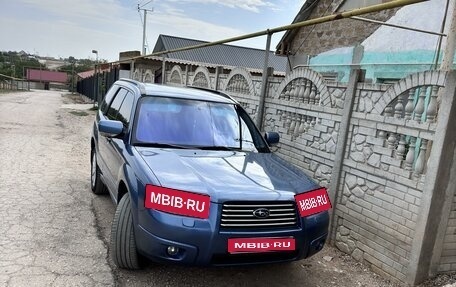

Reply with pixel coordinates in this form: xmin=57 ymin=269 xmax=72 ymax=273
xmin=265 ymin=68 xmax=336 ymax=155
xmin=133 ymin=69 xmax=141 ymax=81
xmin=169 ymin=65 xmax=184 ymax=86
xmin=190 ymin=66 xmax=212 ymax=89
xmin=262 ymin=67 xmax=340 ymax=190
xmin=223 ymin=68 xmax=258 ymax=121
xmin=143 ymin=69 xmax=153 ymax=83
xmin=350 ymin=70 xmax=447 ymax=182
xmin=224 ymin=67 xmax=255 ymax=96
xmin=275 ymin=68 xmax=331 ymax=106
xmin=374 ymin=70 xmax=447 ymax=115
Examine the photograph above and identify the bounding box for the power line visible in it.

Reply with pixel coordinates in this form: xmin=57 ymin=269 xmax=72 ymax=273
xmin=139 ymin=0 xmax=153 ymax=9
xmin=432 ymin=0 xmax=450 ymax=69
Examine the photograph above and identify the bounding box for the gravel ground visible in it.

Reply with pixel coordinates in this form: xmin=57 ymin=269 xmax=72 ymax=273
xmin=0 ymin=90 xmax=455 ymax=287
xmin=0 ymin=90 xmax=113 ymax=286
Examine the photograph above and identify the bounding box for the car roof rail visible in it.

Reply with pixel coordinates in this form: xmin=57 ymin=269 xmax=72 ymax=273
xmin=186 ymin=86 xmax=238 ymax=103
xmin=118 ymin=78 xmax=146 ymax=94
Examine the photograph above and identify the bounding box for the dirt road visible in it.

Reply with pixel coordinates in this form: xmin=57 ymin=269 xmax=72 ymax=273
xmin=0 ymin=90 xmax=113 ymax=286
xmin=1 ymin=90 xmax=450 ymax=287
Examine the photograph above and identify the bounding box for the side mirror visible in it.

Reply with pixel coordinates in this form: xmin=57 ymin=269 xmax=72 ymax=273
xmin=99 ymin=120 xmax=124 ymax=138
xmin=264 ymin=132 xmax=280 ymax=145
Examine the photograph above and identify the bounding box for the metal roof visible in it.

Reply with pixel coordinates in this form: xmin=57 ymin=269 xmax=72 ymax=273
xmin=153 ymin=34 xmax=287 ymax=73
xmin=117 ymin=78 xmax=235 ymax=104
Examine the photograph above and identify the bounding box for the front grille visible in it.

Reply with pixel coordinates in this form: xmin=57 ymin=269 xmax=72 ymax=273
xmin=220 ymin=201 xmax=298 ymax=229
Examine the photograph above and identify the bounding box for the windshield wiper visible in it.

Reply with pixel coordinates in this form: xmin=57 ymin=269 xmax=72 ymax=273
xmin=197 ymin=146 xmax=241 ymax=151
xmin=134 ymin=142 xmax=194 ymax=149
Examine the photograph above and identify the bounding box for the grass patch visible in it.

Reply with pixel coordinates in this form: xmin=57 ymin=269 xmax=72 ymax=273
xmin=88 ymin=106 xmax=99 ymax=111
xmin=62 ymin=93 xmax=90 ymax=104
xmin=69 ymin=110 xmax=89 ymax=116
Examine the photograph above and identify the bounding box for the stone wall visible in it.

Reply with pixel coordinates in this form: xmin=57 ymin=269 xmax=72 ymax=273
xmin=263 ymin=68 xmax=341 ymax=188
xmin=263 ymin=69 xmax=446 ymax=283
xmin=286 ymin=0 xmax=399 ymax=57
xmin=157 ymin=63 xmax=453 ymax=285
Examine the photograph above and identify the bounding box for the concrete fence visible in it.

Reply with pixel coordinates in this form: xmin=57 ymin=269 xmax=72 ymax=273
xmin=0 ymin=73 xmax=30 ymax=91
xmin=133 ymin=63 xmax=456 ymax=285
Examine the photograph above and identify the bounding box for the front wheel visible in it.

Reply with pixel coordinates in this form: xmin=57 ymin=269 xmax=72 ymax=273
xmin=110 ymin=194 xmax=141 ymax=269
xmin=91 ymin=149 xmax=107 ymax=195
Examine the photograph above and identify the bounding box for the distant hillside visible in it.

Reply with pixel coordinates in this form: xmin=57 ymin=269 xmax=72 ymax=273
xmin=0 ymin=51 xmax=99 ymax=78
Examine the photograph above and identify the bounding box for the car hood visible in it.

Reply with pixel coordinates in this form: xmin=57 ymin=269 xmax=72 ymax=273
xmin=135 ymin=147 xmax=319 ymax=202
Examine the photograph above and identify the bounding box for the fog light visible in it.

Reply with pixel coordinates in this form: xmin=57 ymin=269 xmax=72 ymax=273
xmin=167 ymin=246 xmax=179 ymax=256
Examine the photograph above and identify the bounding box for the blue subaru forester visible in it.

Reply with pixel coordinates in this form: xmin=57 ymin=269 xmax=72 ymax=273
xmin=91 ymin=79 xmax=330 ymax=269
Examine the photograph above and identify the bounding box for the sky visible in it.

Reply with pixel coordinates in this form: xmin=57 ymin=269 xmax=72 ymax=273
xmin=362 ymin=0 xmax=452 ymax=52
xmin=0 ymin=0 xmax=303 ymax=61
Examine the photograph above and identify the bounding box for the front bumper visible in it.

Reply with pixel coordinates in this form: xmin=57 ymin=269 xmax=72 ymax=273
xmin=135 ymin=203 xmax=329 ymax=266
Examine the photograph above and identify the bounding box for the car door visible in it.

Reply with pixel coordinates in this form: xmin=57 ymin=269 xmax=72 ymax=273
xmin=103 ymin=89 xmax=135 ymax=199
xmin=96 ymin=85 xmax=120 ymax=176
xmin=99 ymin=88 xmax=128 ymax=193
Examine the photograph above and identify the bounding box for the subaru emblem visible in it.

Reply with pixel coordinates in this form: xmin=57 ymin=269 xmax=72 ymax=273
xmin=253 ymin=208 xmax=270 ymax=219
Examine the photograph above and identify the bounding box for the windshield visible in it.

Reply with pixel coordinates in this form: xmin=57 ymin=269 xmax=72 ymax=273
xmin=133 ymin=97 xmax=268 ymax=152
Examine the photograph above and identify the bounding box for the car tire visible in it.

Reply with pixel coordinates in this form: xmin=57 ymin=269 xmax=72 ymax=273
xmin=91 ymin=149 xmax=107 ymax=195
xmin=110 ymin=194 xmax=141 ymax=269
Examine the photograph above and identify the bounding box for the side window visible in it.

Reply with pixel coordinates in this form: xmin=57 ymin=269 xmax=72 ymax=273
xmin=106 ymin=89 xmax=127 ymax=120
xmin=117 ymin=92 xmax=134 ymax=127
xmin=100 ymin=85 xmax=119 ymax=114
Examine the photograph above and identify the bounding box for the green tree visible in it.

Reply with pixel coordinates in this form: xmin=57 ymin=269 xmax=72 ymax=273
xmin=0 ymin=51 xmax=42 ymax=78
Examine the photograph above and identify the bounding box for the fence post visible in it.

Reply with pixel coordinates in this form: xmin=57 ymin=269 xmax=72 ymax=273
xmin=256 ymin=32 xmax=272 ymax=130
xmin=215 ymin=66 xmax=223 ymax=91
xmin=161 ymin=57 xmax=166 ymax=84
xmin=327 ymin=68 xmax=362 ymax=242
xmin=185 ymin=65 xmax=189 ymax=86
xmin=407 ymin=71 xmax=456 ymax=285
xmin=130 ymin=60 xmax=135 ymax=79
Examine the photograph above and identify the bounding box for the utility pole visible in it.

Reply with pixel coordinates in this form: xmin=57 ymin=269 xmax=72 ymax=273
xmin=142 ymin=8 xmax=147 ymax=55
xmin=138 ymin=1 xmax=154 ymax=55
xmin=92 ymin=50 xmax=98 ymax=104
xmin=69 ymin=57 xmax=75 ymax=94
